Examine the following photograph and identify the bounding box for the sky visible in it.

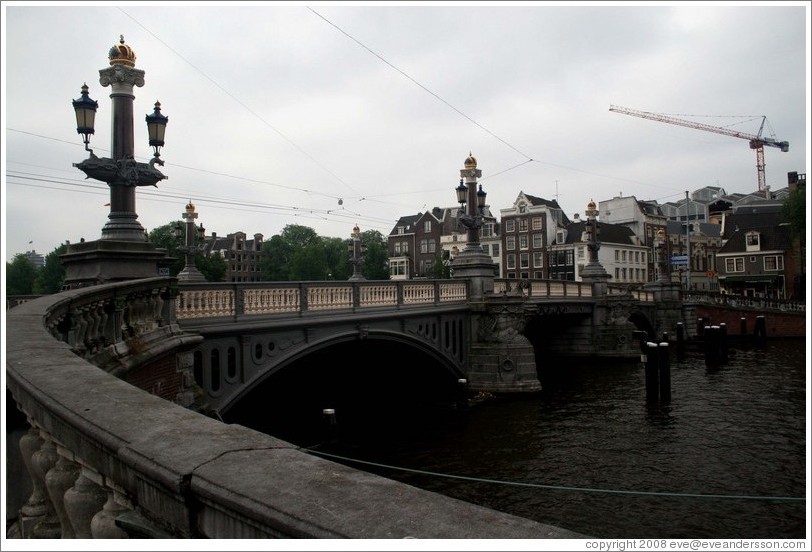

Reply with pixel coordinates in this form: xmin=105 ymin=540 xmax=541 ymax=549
xmin=2 ymin=1 xmax=810 ymax=263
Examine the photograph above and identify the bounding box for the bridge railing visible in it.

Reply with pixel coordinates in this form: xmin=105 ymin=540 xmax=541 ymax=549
xmin=494 ymin=278 xmax=593 ymax=299
xmin=6 ymin=277 xmax=577 ymax=539
xmin=683 ymin=290 xmax=806 ymax=312
xmin=175 ymin=279 xmax=469 ymax=320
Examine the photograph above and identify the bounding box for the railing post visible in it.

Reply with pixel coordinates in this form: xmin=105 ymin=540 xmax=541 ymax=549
xmin=352 ymin=281 xmax=361 ymax=310
xmin=300 ymin=283 xmax=309 ymax=313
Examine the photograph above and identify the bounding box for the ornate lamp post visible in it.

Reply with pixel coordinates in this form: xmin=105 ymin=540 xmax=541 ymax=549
xmin=579 ymin=199 xmax=610 ymax=295
xmin=656 ymin=227 xmax=670 ymax=284
xmin=71 ymin=36 xmax=168 ymax=241
xmin=62 ymin=36 xmax=173 ymax=288
xmin=347 ymin=224 xmax=366 ymax=281
xmin=174 ymin=201 xmax=207 ymax=282
xmin=450 ymin=153 xmax=495 ymax=299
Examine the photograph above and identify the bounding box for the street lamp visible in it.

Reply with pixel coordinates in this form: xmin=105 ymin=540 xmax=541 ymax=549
xmin=579 ymin=199 xmax=610 ymax=294
xmin=71 ymin=35 xmax=168 ymax=242
xmin=347 ymin=224 xmax=366 ymax=281
xmin=174 ymin=201 xmax=207 ymax=282
xmin=656 ymin=227 xmax=670 ymax=284
xmin=449 ymin=153 xmax=495 ymax=299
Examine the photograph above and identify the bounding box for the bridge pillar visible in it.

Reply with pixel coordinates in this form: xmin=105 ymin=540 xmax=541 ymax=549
xmin=645 ymin=281 xmax=686 ymax=340
xmin=465 ymin=301 xmax=542 ymax=393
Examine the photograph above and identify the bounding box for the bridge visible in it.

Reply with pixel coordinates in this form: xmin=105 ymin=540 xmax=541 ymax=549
xmin=8 ymin=273 xmax=804 ymax=539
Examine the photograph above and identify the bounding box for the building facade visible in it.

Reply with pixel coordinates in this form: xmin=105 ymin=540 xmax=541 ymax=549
xmin=205 ymin=231 xmax=265 ymax=282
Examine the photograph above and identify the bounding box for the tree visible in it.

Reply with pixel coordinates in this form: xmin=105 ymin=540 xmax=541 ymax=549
xmin=427 ymin=251 xmax=452 ymax=279
xmin=33 ymin=244 xmax=68 ymax=294
xmin=361 ymin=230 xmax=390 ymax=280
xmin=782 ymin=186 xmax=805 ymax=241
xmin=6 ymin=254 xmax=39 ymax=295
xmin=290 ymin=242 xmax=329 ymax=281
xmin=322 ymin=237 xmax=351 ymax=280
xmin=198 ymin=251 xmax=227 ymax=282
xmin=261 ymin=225 xmax=322 ymax=281
xmin=148 ymin=222 xmax=185 ymax=275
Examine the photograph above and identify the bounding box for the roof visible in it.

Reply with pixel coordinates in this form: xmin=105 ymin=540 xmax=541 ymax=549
xmin=717 ymin=224 xmax=791 ymax=254
xmin=563 ymin=221 xmax=637 ymax=246
xmin=722 ymin=209 xmax=784 ymax=239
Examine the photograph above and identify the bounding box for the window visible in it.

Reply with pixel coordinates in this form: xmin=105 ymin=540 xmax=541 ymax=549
xmin=725 ymin=257 xmax=744 ymax=273
xmin=532 ymin=217 xmax=543 ymax=231
xmin=533 ymin=233 xmax=543 ymax=248
xmin=491 ymin=244 xmax=500 ymax=257
xmin=622 ymin=250 xmax=627 ymax=263
xmin=481 ymin=244 xmax=489 ymax=256
xmin=577 ymin=246 xmax=584 ymax=259
xmin=420 ymin=239 xmax=428 ymax=254
xmin=507 ymin=254 xmax=516 ymax=269
xmin=566 ymin=250 xmax=574 ymax=265
xmin=429 ymin=240 xmax=436 ymax=254
xmin=506 ymin=236 xmax=516 ymax=250
xmin=746 ymin=232 xmax=759 ymax=246
xmin=764 ymin=255 xmax=784 ymax=271
xmin=520 ymin=253 xmax=529 ymax=268
xmin=519 ymin=235 xmax=528 ymax=249
xmin=533 ymin=252 xmax=544 ymax=268
xmin=424 ymin=221 xmax=432 ymax=233
xmin=394 ymin=243 xmax=401 ymax=255
xmin=505 ymin=220 xmax=515 ymax=233
xmin=402 ymin=242 xmax=409 ymax=254
xmin=397 ymin=226 xmax=405 ymax=235
xmin=519 ymin=219 xmax=528 ymax=232
xmin=615 ymin=250 xmax=620 ymax=261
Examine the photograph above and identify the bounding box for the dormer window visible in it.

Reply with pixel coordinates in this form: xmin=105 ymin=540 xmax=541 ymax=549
xmin=518 ymin=203 xmax=527 ymax=214
xmin=745 ymin=231 xmax=760 ymax=252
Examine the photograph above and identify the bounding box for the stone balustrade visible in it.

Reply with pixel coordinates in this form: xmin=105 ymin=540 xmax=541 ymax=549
xmin=6 ymin=277 xmax=583 ymax=540
xmin=174 ymin=280 xmax=470 ymax=320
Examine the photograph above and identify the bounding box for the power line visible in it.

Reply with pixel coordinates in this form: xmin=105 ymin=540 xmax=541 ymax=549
xmin=308 ymin=7 xmax=535 ymax=162
xmin=118 ymin=7 xmax=362 ymax=198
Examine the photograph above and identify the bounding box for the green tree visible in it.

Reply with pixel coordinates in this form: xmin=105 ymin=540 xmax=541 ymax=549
xmin=290 ymin=242 xmax=329 ymax=280
xmin=427 ymin=250 xmax=452 ymax=279
xmin=198 ymin=251 xmax=227 ymax=282
xmin=261 ymin=225 xmax=322 ymax=281
xmin=782 ymin=186 xmax=805 ymax=240
xmin=361 ymin=230 xmax=390 ymax=280
xmin=33 ymin=244 xmax=68 ymax=294
xmin=261 ymin=234 xmax=293 ymax=281
xmin=148 ymin=222 xmax=185 ymax=275
xmin=6 ymin=254 xmax=39 ymax=295
xmin=323 ymin=237 xmax=351 ymax=280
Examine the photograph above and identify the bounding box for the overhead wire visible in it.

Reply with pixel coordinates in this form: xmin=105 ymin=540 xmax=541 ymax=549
xmin=118 ymin=7 xmax=362 ymax=198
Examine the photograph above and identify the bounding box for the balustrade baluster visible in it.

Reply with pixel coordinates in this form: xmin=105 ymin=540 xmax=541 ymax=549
xmin=90 ymin=486 xmax=132 ymax=539
xmin=63 ymin=467 xmax=108 ymax=539
xmin=30 ymin=436 xmax=61 ymax=538
xmin=45 ymin=446 xmax=81 ymax=538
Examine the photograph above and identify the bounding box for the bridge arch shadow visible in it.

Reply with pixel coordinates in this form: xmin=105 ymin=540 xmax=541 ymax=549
xmin=223 ymin=332 xmax=466 ymax=447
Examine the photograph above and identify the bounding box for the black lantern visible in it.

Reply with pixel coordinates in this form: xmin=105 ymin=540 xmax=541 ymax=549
xmin=72 ymin=83 xmax=98 ymax=150
xmin=145 ymin=101 xmax=168 ymax=158
xmin=173 ymin=222 xmax=183 ymax=238
xmin=197 ymin=224 xmax=206 ymax=240
xmin=476 ymin=184 xmax=487 ymax=209
xmin=455 ymin=179 xmax=468 ymax=205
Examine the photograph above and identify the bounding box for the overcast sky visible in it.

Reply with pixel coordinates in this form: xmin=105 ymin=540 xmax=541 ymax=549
xmin=2 ymin=1 xmax=809 ymax=263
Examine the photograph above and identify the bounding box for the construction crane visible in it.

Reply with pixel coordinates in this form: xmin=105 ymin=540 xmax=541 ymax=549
xmin=609 ymin=105 xmax=789 ymax=192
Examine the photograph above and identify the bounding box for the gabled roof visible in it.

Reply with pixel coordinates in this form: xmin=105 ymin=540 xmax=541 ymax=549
xmin=389 ymin=214 xmax=422 ymax=235
xmin=562 ymin=221 xmax=637 ymax=245
xmin=523 ymin=193 xmax=563 ymax=210
xmin=722 ymin=208 xmax=784 ymax=240
xmin=718 ymin=224 xmax=791 ymax=254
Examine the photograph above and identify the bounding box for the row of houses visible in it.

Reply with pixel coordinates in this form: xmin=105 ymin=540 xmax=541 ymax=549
xmin=188 ymin=167 xmax=804 ymax=302
xmin=387 ymin=171 xmax=805 ymax=301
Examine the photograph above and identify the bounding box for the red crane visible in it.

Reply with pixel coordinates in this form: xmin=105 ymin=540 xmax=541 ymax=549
xmin=609 ymin=105 xmax=789 ymax=192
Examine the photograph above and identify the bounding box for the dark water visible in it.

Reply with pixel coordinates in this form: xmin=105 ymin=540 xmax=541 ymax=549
xmin=230 ymin=338 xmax=807 ymax=539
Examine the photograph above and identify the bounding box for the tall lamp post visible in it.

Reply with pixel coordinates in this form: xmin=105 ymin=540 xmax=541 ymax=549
xmin=656 ymin=228 xmax=670 ymax=284
xmin=579 ymin=199 xmax=610 ymax=296
xmin=347 ymin=224 xmax=367 ymax=281
xmin=450 ymin=153 xmax=494 ymax=299
xmin=62 ymin=36 xmax=173 ymax=288
xmin=174 ymin=201 xmax=207 ymax=282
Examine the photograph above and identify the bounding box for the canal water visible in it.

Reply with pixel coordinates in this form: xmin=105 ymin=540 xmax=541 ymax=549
xmin=229 ymin=338 xmax=807 ymax=539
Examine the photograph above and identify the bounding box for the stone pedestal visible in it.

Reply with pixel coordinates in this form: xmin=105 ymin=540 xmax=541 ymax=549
xmin=451 ymin=248 xmax=495 ymax=301
xmin=60 ymin=239 xmax=174 ymax=289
